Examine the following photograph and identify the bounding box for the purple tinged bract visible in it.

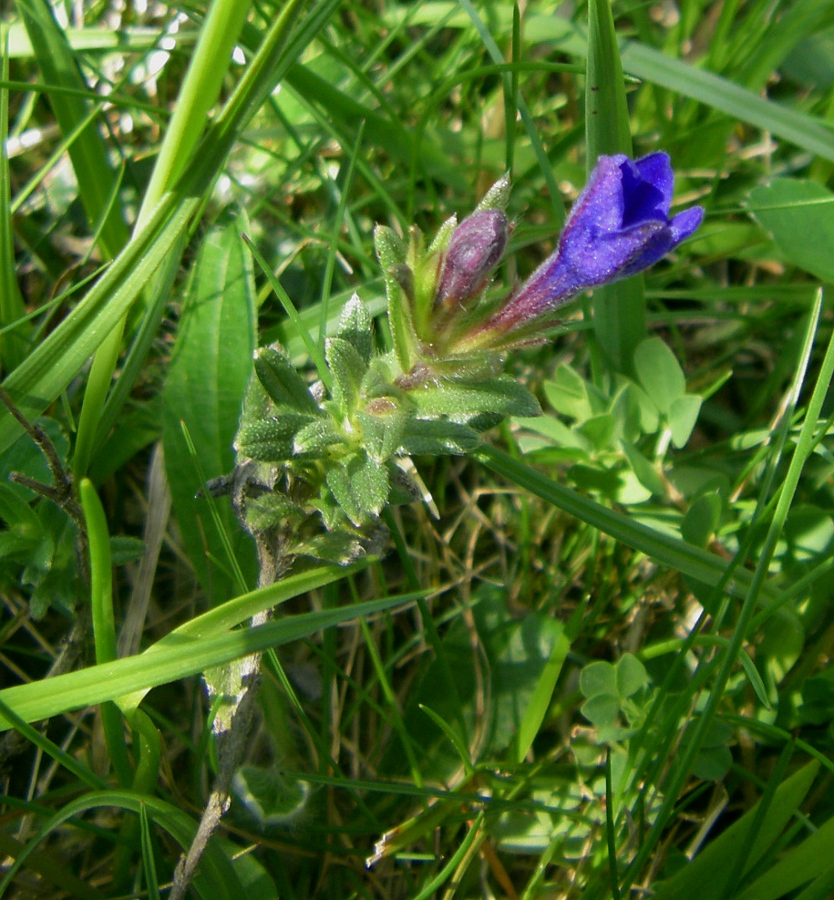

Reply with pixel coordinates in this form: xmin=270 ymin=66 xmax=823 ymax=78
xmin=470 ymin=152 xmax=703 ymax=344
xmin=435 ymin=208 xmax=508 ymax=311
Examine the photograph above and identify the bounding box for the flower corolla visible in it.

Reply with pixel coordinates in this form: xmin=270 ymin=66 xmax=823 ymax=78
xmin=375 ymin=152 xmax=703 ymax=374
xmin=469 ymin=152 xmax=703 ymax=346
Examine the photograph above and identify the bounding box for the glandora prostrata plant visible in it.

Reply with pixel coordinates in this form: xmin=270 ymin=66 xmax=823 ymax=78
xmin=228 ymin=152 xmax=703 ymax=572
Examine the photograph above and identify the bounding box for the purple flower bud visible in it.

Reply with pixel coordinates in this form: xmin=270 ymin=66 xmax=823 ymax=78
xmin=435 ymin=208 xmax=508 ymax=310
xmin=476 ymin=152 xmax=703 ymax=340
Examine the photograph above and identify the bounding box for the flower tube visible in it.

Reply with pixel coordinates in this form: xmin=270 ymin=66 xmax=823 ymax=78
xmin=464 ymin=152 xmax=703 ymax=349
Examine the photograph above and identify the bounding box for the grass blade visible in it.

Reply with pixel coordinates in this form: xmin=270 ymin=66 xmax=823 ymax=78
xmin=586 ymin=0 xmax=645 ymax=374
xmin=0 ymin=590 xmax=414 ymax=731
xmin=0 ymin=0 xmax=335 ymax=456
xmin=620 ymin=40 xmax=834 ymax=162
xmin=15 ymin=0 xmax=129 ymax=260
xmin=476 ymin=445 xmax=774 ymax=602
xmin=0 ymin=24 xmax=28 ymax=373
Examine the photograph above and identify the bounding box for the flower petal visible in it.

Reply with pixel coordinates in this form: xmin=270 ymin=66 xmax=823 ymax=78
xmin=562 ymin=220 xmax=667 ymax=284
xmin=669 ymin=206 xmax=705 ymax=244
xmin=634 ymin=152 xmax=674 ymax=209
xmin=620 ymin=157 xmax=669 ymax=226
xmin=566 ymin=155 xmax=629 ymax=234
xmin=448 ymin=152 xmax=704 ymax=352
xmin=618 ymin=231 xmax=675 ymax=278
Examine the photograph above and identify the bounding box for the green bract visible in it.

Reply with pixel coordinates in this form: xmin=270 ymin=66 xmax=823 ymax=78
xmin=373 ymin=173 xmax=513 ymax=383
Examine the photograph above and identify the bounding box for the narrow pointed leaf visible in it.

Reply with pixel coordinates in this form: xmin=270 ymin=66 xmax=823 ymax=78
xmin=255 ymin=346 xmax=321 ymax=415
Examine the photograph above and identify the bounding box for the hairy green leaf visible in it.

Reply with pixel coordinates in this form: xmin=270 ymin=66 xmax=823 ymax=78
xmin=326 ymin=337 xmax=368 ymax=414
xmin=236 ymin=416 xmax=316 ymax=461
xmin=401 ymin=418 xmax=481 ymax=455
xmin=409 ymin=376 xmax=541 ymax=425
xmin=255 ymin=346 xmax=321 ymax=415
xmin=336 ymin=294 xmax=374 ymax=365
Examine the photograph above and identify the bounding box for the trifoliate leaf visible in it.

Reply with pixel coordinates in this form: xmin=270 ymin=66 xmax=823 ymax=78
xmin=577 ymin=413 xmax=616 ymax=451
xmin=580 ymin=660 xmax=617 ymax=699
xmin=544 ymin=365 xmax=599 ymax=421
xmin=610 ymin=382 xmax=643 ymax=443
xmin=254 ymin=346 xmax=321 ymax=415
xmin=681 ymin=492 xmax=722 ymax=548
xmin=620 ymin=439 xmax=665 ymax=496
xmin=634 ymin=337 xmax=686 ymax=416
xmin=615 ymin=654 xmax=649 ymax=699
xmin=668 ymin=394 xmax=702 ymax=448
xmin=627 ymin=380 xmax=660 ymax=435
xmin=581 ymin=693 xmax=620 ymax=729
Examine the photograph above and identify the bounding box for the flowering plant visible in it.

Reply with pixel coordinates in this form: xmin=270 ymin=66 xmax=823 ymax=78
xmin=229 ymin=153 xmax=702 ymax=569
xmin=377 ymin=152 xmax=703 ymax=373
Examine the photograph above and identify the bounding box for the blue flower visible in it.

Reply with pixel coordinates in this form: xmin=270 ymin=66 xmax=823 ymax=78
xmin=468 ymin=152 xmax=703 ymax=345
